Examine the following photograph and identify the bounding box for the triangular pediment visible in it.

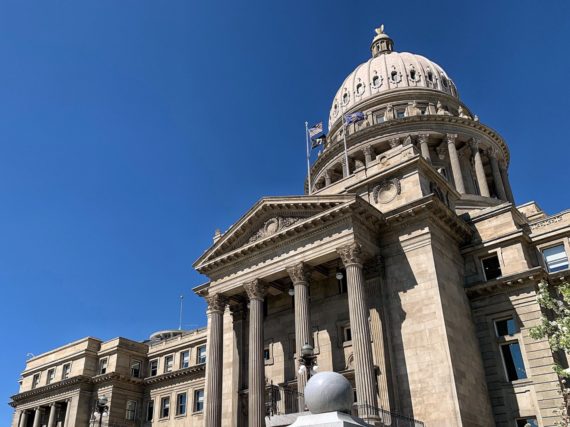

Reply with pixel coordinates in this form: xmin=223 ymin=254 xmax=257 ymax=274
xmin=193 ymin=195 xmax=358 ymax=271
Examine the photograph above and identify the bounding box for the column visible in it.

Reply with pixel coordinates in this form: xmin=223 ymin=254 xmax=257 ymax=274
xmin=446 ymin=134 xmax=466 ymax=194
xmin=286 ymin=262 xmax=312 ymax=410
xmin=244 ymin=279 xmax=267 ymax=427
xmin=47 ymin=403 xmax=58 ymax=427
xmin=470 ymin=139 xmax=490 ymax=197
xmin=230 ymin=303 xmax=247 ymax=427
xmin=337 ymin=242 xmax=378 ymax=423
xmin=204 ymin=293 xmax=227 ymax=427
xmin=418 ymin=134 xmax=431 ymax=163
xmin=487 ymin=148 xmax=508 ymax=201
xmin=32 ymin=408 xmax=43 ymax=427
xmin=363 ymin=146 xmax=374 ymax=165
xmin=18 ymin=410 xmax=29 ymax=427
xmin=62 ymin=399 xmax=72 ymax=427
xmin=499 ymin=160 xmax=515 ymax=203
xmin=324 ymin=170 xmax=332 ymax=186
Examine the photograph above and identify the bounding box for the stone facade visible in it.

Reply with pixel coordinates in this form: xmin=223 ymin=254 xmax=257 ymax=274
xmin=9 ymin=25 xmax=570 ymax=427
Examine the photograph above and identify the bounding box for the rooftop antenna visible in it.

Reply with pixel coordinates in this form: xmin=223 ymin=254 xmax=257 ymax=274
xmin=178 ymin=295 xmax=184 ymax=330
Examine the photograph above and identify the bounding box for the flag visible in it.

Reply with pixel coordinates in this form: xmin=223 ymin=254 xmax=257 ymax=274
xmin=308 ymin=122 xmax=323 ymax=138
xmin=311 ymin=134 xmax=327 ymax=149
xmin=344 ymin=111 xmax=365 ymax=125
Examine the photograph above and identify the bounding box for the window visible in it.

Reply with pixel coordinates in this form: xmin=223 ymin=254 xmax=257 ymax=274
xmin=197 ymin=346 xmax=207 ymax=364
xmin=409 ymin=69 xmax=417 ymax=81
xmin=46 ymin=368 xmax=55 ymax=384
xmin=130 ymin=360 xmax=141 ymax=378
xmin=396 ymin=110 xmax=405 ymax=119
xmin=495 ymin=317 xmax=527 ymax=381
xmin=427 ymin=71 xmax=434 ymax=82
xmin=390 ymin=70 xmax=398 ymax=82
xmin=376 ymin=114 xmax=385 ymax=124
xmin=32 ymin=373 xmax=40 ymax=389
xmin=98 ymin=358 xmax=108 ymax=375
xmin=176 ymin=392 xmax=187 ymax=416
xmin=343 ymin=326 xmax=352 ymax=342
xmin=342 ymin=92 xmax=349 ymax=105
xmin=372 ymin=75 xmax=381 ymax=87
xmin=542 ymin=244 xmax=569 ymax=273
xmin=356 ymin=83 xmax=364 ymax=95
xmin=516 ymin=417 xmax=538 ymax=427
xmin=146 ymin=400 xmax=154 ymax=421
xmin=160 ymin=396 xmax=170 ymax=418
xmin=180 ymin=350 xmax=190 ymax=369
xmin=263 ymin=348 xmax=270 ymax=361
xmin=125 ymin=400 xmax=137 ymax=420
xmin=62 ymin=363 xmax=71 ymax=380
xmin=482 ymin=254 xmax=502 ymax=281
xmin=164 ymin=355 xmax=174 ymax=373
xmin=194 ymin=389 xmax=204 ymax=412
xmin=149 ymin=359 xmax=158 ymax=377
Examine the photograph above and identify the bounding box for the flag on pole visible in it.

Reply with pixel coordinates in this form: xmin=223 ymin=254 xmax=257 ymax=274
xmin=311 ymin=134 xmax=327 ymax=149
xmin=308 ymin=122 xmax=323 ymax=138
xmin=344 ymin=111 xmax=365 ymax=125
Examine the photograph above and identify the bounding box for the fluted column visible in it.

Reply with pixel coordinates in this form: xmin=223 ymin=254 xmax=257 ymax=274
xmin=487 ymin=148 xmax=508 ymax=201
xmin=32 ymin=407 xmax=43 ymax=427
xmin=470 ymin=139 xmax=490 ymax=197
xmin=337 ymin=242 xmax=378 ymax=423
xmin=446 ymin=134 xmax=465 ymax=194
xmin=244 ymin=280 xmax=267 ymax=427
xmin=286 ymin=262 xmax=312 ymax=410
xmin=47 ymin=403 xmax=58 ymax=427
xmin=418 ymin=134 xmax=431 ymax=163
xmin=499 ymin=160 xmax=515 ymax=203
xmin=204 ymin=293 xmax=227 ymax=427
xmin=18 ymin=410 xmax=29 ymax=427
xmin=63 ymin=399 xmax=72 ymax=427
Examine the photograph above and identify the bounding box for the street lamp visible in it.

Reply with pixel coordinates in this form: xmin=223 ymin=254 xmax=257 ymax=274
xmin=92 ymin=397 xmax=109 ymax=427
xmin=298 ymin=343 xmax=319 ymax=379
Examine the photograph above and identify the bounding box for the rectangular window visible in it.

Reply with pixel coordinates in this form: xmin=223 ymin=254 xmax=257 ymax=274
xmin=482 ymin=254 xmax=502 ymax=281
xmin=180 ymin=350 xmax=190 ymax=369
xmin=149 ymin=359 xmax=158 ymax=377
xmin=197 ymin=346 xmax=206 ymax=364
xmin=146 ymin=400 xmax=154 ymax=422
xmin=375 ymin=114 xmax=385 ymax=124
xmin=46 ymin=368 xmax=55 ymax=384
xmin=176 ymin=392 xmax=187 ymax=416
xmin=543 ymin=244 xmax=569 ymax=273
xmin=164 ymin=355 xmax=174 ymax=373
xmin=32 ymin=373 xmax=40 ymax=389
xmin=343 ymin=326 xmax=352 ymax=342
xmin=516 ymin=417 xmax=538 ymax=427
xmin=62 ymin=363 xmax=71 ymax=380
xmin=98 ymin=358 xmax=108 ymax=375
xmin=125 ymin=400 xmax=137 ymax=420
xmin=263 ymin=348 xmax=270 ymax=361
xmin=130 ymin=360 xmax=141 ymax=378
xmin=194 ymin=389 xmax=204 ymax=412
xmin=160 ymin=396 xmax=170 ymax=418
xmin=495 ymin=317 xmax=518 ymax=337
xmin=396 ymin=110 xmax=405 ymax=119
xmin=501 ymin=342 xmax=527 ymax=381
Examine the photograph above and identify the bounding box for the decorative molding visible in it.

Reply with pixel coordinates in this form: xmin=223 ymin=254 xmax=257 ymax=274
xmin=337 ymin=242 xmax=365 ymax=267
xmin=286 ymin=262 xmax=311 ymax=285
xmin=248 ymin=217 xmax=303 ymax=244
xmin=243 ymin=279 xmax=268 ymax=301
xmin=530 ymin=215 xmax=564 ymax=230
xmin=372 ymin=178 xmax=401 ymax=204
xmin=205 ymin=293 xmax=227 ymax=314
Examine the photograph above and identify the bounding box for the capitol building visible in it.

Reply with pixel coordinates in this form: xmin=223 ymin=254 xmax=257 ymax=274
xmin=9 ymin=26 xmax=570 ymax=427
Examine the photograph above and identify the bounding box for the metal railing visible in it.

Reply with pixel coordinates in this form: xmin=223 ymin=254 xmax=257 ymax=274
xmin=352 ymin=403 xmax=425 ymax=427
xmin=265 ymin=382 xmax=303 ymax=417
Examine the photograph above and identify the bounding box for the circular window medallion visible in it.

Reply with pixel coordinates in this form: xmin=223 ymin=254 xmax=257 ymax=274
xmin=373 ymin=178 xmax=401 ymax=204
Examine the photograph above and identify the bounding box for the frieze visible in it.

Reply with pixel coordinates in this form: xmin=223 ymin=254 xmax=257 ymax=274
xmin=530 ymin=215 xmax=565 ymax=230
xmin=248 ymin=217 xmax=303 ymax=243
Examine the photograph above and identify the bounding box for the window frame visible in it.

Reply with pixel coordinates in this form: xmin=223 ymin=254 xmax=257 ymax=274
xmin=481 ymin=253 xmax=502 ymax=281
xmin=180 ymin=350 xmax=190 ymax=369
xmin=31 ymin=373 xmax=41 ymax=389
xmin=176 ymin=392 xmax=187 ymax=416
xmin=125 ymin=399 xmax=137 ymax=421
xmin=196 ymin=345 xmax=207 ymax=365
xmin=149 ymin=359 xmax=159 ymax=377
xmin=145 ymin=399 xmax=154 ymax=422
xmin=193 ymin=389 xmax=205 ymax=413
xmin=98 ymin=357 xmax=108 ymax=375
xmin=540 ymin=242 xmax=569 ymax=273
xmin=46 ymin=368 xmax=56 ymax=385
xmin=130 ymin=359 xmax=142 ymax=378
xmin=493 ymin=315 xmax=529 ymax=383
xmin=160 ymin=396 xmax=170 ymax=419
xmin=164 ymin=354 xmax=174 ymax=373
xmin=61 ymin=362 xmax=71 ymax=380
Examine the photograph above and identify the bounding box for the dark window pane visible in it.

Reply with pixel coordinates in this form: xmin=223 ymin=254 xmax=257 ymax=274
xmin=516 ymin=418 xmax=538 ymax=427
xmin=501 ymin=342 xmax=527 ymax=381
xmin=496 ymin=318 xmax=517 ymax=337
xmin=482 ymin=255 xmax=502 ymax=280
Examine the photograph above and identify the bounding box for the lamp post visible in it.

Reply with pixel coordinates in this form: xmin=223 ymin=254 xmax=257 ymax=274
xmin=298 ymin=343 xmax=319 ymax=380
xmin=92 ymin=397 xmax=108 ymax=427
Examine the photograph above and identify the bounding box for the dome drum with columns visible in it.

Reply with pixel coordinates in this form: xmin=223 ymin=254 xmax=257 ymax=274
xmin=307 ymin=26 xmax=512 ymax=206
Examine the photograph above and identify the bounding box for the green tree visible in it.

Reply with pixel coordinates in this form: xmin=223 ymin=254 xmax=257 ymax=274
xmin=529 ymin=280 xmax=570 ymax=426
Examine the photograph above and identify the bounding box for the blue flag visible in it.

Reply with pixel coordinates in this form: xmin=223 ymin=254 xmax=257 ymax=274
xmin=344 ymin=112 xmax=365 ymax=125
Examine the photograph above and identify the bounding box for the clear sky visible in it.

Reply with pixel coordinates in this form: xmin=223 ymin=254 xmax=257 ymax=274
xmin=1 ymin=0 xmax=569 ymax=422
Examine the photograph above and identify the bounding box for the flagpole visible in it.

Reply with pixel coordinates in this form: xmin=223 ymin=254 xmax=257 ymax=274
xmin=340 ymin=104 xmax=350 ymax=178
xmin=305 ymin=121 xmax=312 ymax=195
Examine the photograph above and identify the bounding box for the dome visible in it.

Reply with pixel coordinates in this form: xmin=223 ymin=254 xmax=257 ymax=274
xmin=328 ymin=26 xmax=458 ymax=130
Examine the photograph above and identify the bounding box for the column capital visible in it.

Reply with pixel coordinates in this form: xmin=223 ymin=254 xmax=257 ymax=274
xmin=337 ymin=242 xmax=365 ymax=267
xmin=446 ymin=133 xmax=458 ymax=145
xmin=485 ymin=146 xmax=499 ymax=158
xmin=205 ymin=293 xmax=227 ymax=314
xmin=469 ymin=137 xmax=481 ymax=152
xmin=417 ymin=133 xmax=430 ymax=144
xmin=389 ymin=137 xmax=400 ymax=148
xmin=286 ymin=262 xmax=312 ymax=286
xmin=244 ymin=279 xmax=267 ymax=301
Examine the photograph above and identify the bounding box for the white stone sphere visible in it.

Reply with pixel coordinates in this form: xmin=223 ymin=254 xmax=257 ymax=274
xmin=304 ymin=371 xmax=354 ymax=414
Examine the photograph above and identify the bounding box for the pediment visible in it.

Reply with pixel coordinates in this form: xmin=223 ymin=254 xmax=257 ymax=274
xmin=193 ymin=195 xmax=359 ymax=271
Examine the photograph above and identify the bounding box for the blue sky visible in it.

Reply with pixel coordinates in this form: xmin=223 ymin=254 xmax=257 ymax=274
xmin=1 ymin=0 xmax=569 ymax=422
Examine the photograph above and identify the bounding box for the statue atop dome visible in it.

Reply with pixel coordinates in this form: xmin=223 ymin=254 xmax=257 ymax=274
xmin=375 ymin=24 xmax=385 ymax=36
xmin=371 ymin=24 xmax=394 ymax=57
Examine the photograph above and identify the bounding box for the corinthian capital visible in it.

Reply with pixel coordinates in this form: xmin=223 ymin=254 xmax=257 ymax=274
xmin=205 ymin=293 xmax=227 ymax=314
xmin=418 ymin=133 xmax=430 ymax=144
xmin=485 ymin=146 xmax=499 ymax=159
xmin=243 ymin=279 xmax=267 ymax=301
xmin=286 ymin=262 xmax=312 ymax=286
xmin=337 ymin=242 xmax=365 ymax=267
xmin=446 ymin=133 xmax=458 ymax=145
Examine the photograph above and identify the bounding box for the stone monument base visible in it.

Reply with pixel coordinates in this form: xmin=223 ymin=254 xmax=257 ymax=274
xmin=289 ymin=410 xmax=371 ymax=426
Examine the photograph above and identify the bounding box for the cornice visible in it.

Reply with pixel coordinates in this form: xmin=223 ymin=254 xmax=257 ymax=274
xmin=10 ymin=375 xmax=92 ymax=406
xmin=465 ymin=267 xmax=546 ymax=298
xmin=91 ymin=372 xmax=145 ymax=386
xmin=144 ymin=364 xmax=206 ymax=385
